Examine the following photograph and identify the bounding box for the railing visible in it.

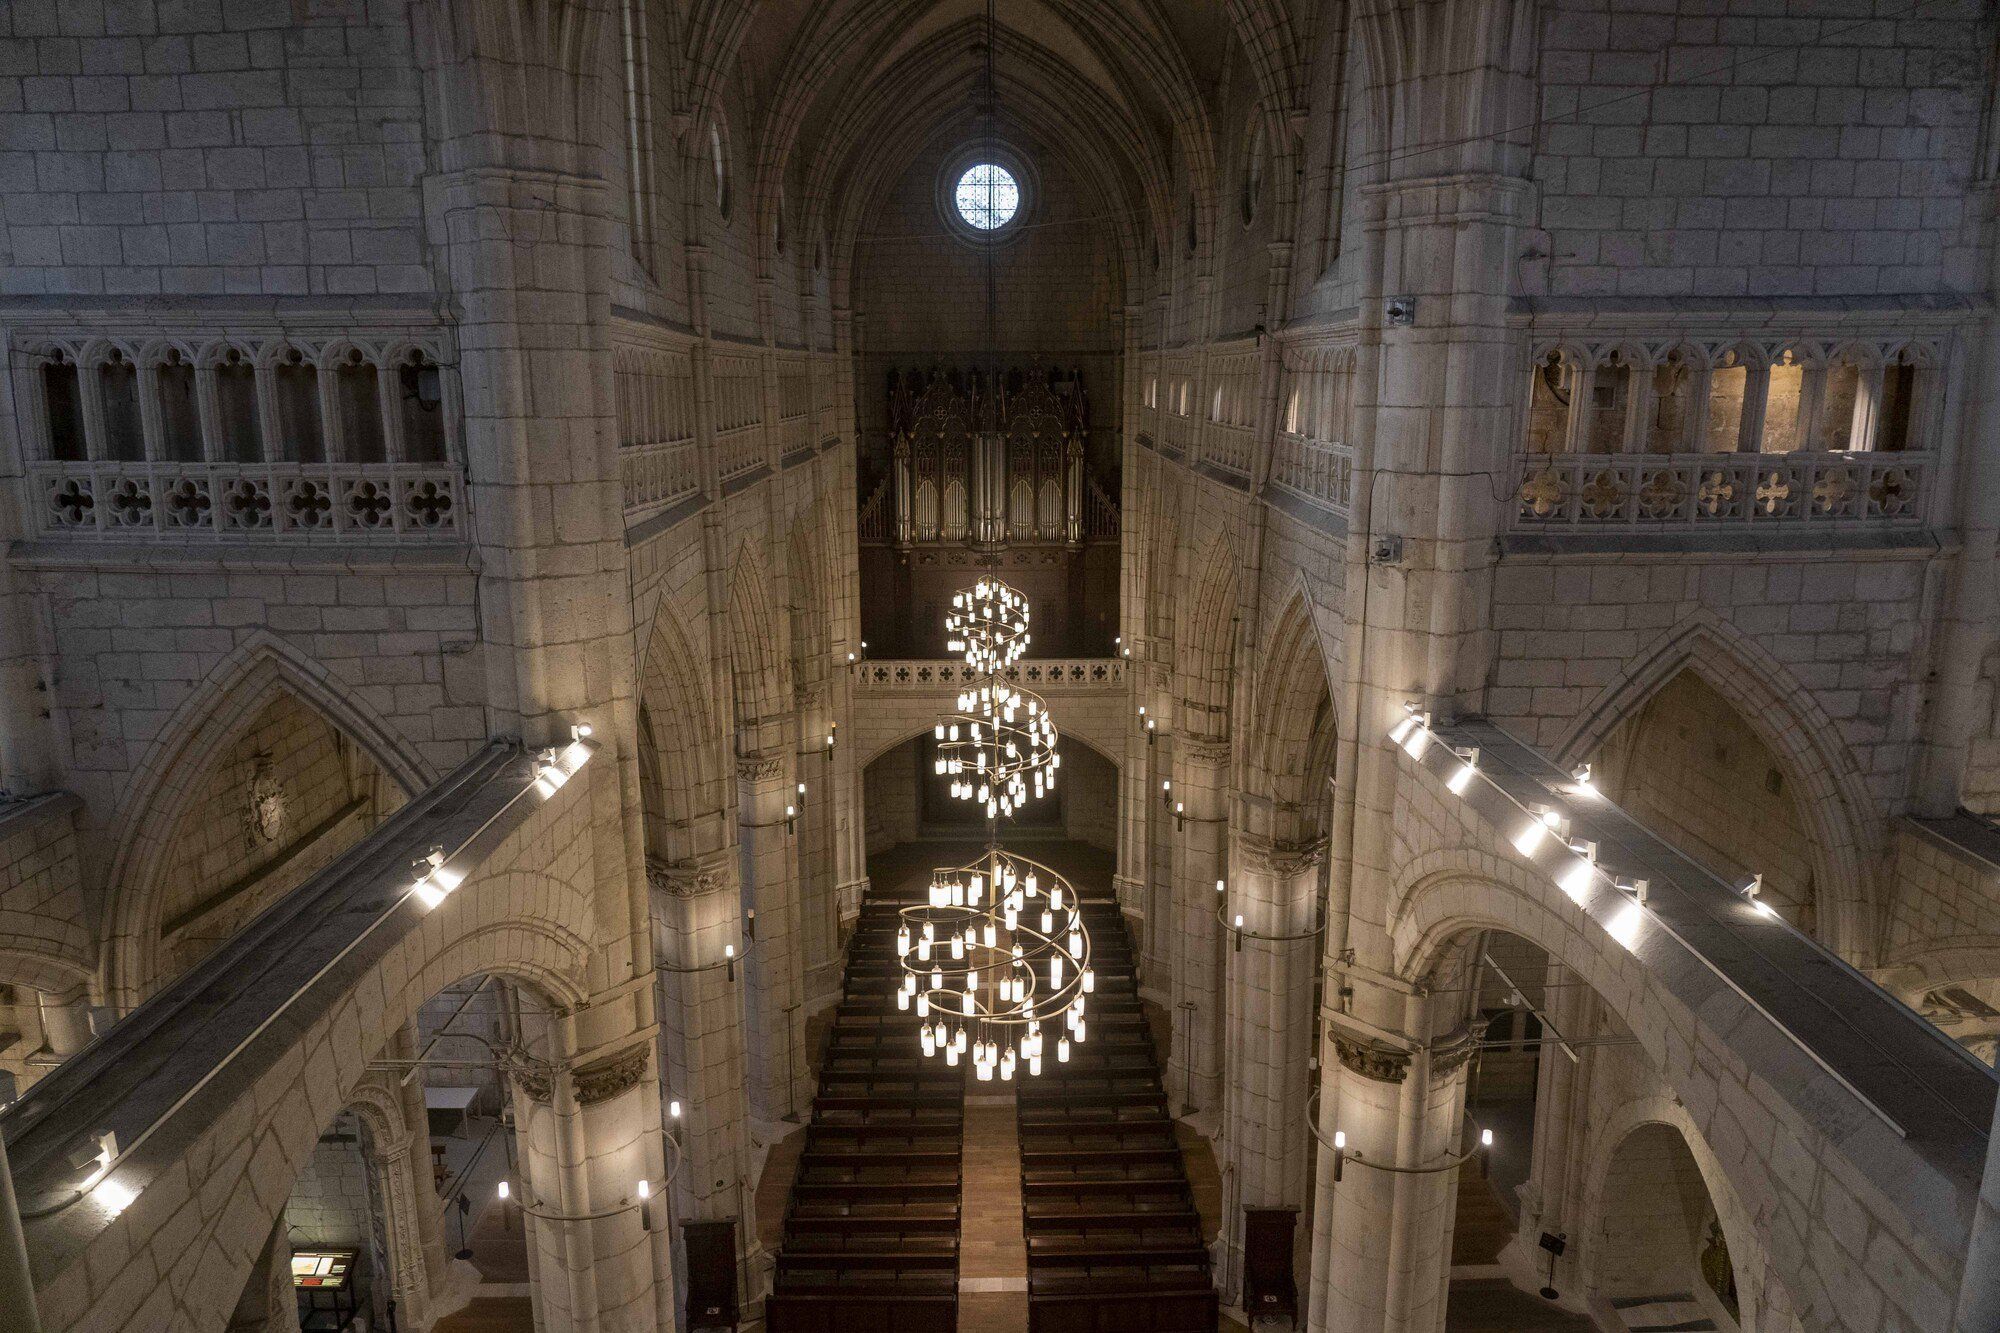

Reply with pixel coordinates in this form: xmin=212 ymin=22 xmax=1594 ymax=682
xmin=1510 ymin=449 xmax=1931 ymax=530
xmin=857 ymin=478 xmax=891 ymax=542
xmin=1202 ymin=422 xmax=1254 ymax=476
xmin=621 ymin=438 xmax=701 ymax=516
xmin=717 ymin=425 xmax=766 ymax=481
xmin=1085 ymin=477 xmax=1120 ymax=539
xmin=28 ymin=459 xmax=467 ymax=540
xmin=779 ymin=413 xmax=812 ymax=457
xmin=1268 ymin=432 xmax=1352 ymax=516
xmin=855 ymin=658 xmax=1125 ymax=691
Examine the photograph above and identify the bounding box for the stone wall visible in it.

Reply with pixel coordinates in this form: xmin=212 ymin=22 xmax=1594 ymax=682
xmin=1522 ymin=0 xmax=1988 ymax=300
xmin=0 ymin=792 xmax=89 ymax=985
xmin=1594 ymin=669 xmax=1817 ymax=927
xmin=0 ymin=0 xmax=431 ymax=299
xmin=156 ymin=689 xmax=390 ymax=976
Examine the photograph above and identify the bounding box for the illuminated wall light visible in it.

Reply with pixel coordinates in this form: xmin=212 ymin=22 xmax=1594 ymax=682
xmin=1607 ymin=899 xmax=1645 ymax=952
xmin=1480 ymin=1128 xmax=1494 ymax=1149
xmin=1570 ymin=763 xmax=1598 ymax=798
xmin=1446 ymin=749 xmax=1479 ymax=795
xmin=498 ymin=1180 xmax=511 ymax=1200
xmin=94 ymin=1177 xmax=136 ymax=1216
xmin=1556 ymin=858 xmax=1596 ymax=905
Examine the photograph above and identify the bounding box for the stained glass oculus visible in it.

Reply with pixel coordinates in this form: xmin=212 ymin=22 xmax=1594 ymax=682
xmin=954 ymin=163 xmax=1020 ymax=231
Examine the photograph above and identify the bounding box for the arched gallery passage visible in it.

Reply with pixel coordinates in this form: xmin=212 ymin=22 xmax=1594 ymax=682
xmin=249 ymin=971 xmax=589 ymax=1333
xmin=1391 ymin=924 xmax=1774 ymax=1333
xmin=1586 ymin=670 xmax=1819 ymax=935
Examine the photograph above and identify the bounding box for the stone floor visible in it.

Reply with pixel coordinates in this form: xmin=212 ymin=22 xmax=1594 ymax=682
xmin=431 ymin=1295 xmax=536 ymax=1332
xmin=1445 ymin=1280 xmax=1597 ymax=1332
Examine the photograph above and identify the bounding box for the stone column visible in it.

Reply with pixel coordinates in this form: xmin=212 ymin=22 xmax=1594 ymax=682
xmin=793 ymin=684 xmax=840 ymax=1002
xmin=1217 ymin=835 xmax=1323 ymax=1301
xmin=1308 ymin=1018 xmax=1475 ymax=1333
xmin=1508 ymin=960 xmax=1597 ymax=1271
xmin=649 ymin=852 xmax=754 ymax=1275
xmin=1168 ymin=737 xmax=1230 ymax=1113
xmin=830 ymin=661 xmax=869 ymax=927
xmin=386 ymin=1020 xmax=450 ymax=1296
xmin=737 ymin=751 xmax=810 ymax=1121
xmin=34 ymin=984 xmax=91 ymax=1060
xmin=1141 ymin=706 xmax=1174 ymax=994
xmin=379 ymin=1137 xmax=435 ymax=1329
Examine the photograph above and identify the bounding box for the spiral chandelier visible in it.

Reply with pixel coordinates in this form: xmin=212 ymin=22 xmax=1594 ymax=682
xmin=897 ymin=577 xmax=1091 ymax=1081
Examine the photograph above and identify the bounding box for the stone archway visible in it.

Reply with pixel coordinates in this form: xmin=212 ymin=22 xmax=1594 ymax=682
xmin=100 ymin=633 xmax=428 ymax=1007
xmin=1555 ymin=612 xmax=1881 ymax=963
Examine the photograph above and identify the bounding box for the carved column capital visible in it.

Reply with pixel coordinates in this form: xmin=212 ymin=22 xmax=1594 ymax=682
xmin=1426 ymin=1022 xmax=1485 ymax=1082
xmin=646 ymin=850 xmax=735 ymax=898
xmin=1178 ymin=734 xmax=1232 ymax=765
xmin=516 ymin=1042 xmax=653 ymax=1106
xmin=1330 ymin=1031 xmax=1411 ymax=1084
xmin=1237 ymin=832 xmax=1327 ymax=878
xmin=573 ymin=1043 xmax=652 ymax=1106
xmin=735 ymin=750 xmax=786 ymax=782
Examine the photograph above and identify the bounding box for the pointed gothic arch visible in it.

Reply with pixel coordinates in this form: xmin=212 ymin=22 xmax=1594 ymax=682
xmin=1553 ymin=610 xmax=1881 ymax=962
xmin=101 ymin=631 xmax=429 ymax=1007
xmin=1176 ymin=534 xmax=1240 ymax=742
xmin=724 ymin=541 xmax=791 ymax=746
xmin=1249 ymin=585 xmax=1339 ymax=843
xmin=636 ymin=605 xmax=730 ymax=864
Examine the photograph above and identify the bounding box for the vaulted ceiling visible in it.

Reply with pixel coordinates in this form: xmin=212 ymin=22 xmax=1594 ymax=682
xmin=689 ymin=0 xmax=1314 ymax=286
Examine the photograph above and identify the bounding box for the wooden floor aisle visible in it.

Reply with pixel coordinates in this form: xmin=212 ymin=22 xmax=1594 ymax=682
xmin=956 ymin=1094 xmax=1029 ymax=1331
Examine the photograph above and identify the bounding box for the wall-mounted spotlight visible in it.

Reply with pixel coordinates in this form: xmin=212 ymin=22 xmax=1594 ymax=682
xmin=1446 ymin=746 xmax=1479 ymax=795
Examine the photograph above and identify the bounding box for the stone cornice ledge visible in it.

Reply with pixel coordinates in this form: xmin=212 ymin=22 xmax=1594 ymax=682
xmin=8 ymin=539 xmax=481 ymax=575
xmin=1497 ymin=528 xmax=1945 ymax=560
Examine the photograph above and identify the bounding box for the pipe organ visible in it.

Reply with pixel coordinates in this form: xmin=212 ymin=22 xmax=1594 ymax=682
xmin=886 ymin=367 xmax=1091 ymax=549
